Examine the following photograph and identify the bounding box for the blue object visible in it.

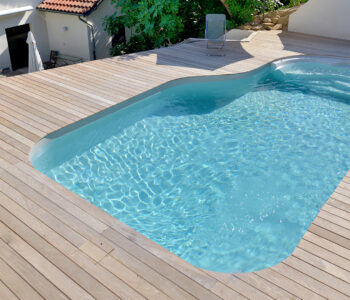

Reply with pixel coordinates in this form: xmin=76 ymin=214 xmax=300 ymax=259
xmin=32 ymin=57 xmax=350 ymax=273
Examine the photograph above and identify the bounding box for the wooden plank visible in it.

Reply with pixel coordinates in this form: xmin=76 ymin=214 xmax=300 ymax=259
xmin=0 ymin=81 xmax=79 ymax=123
xmin=0 ymin=163 xmax=109 ymax=234
xmin=108 ymin=246 xmax=196 ymax=299
xmin=31 ymin=72 xmax=117 ymax=105
xmin=298 ymin=239 xmax=350 ymax=273
xmin=210 ymin=281 xmax=247 ymax=300
xmin=313 ymin=217 xmax=350 ymax=239
xmin=292 ymin=248 xmax=350 ymax=287
xmin=32 ymin=72 xmax=119 ymax=104
xmin=79 ymin=240 xmax=108 ymax=262
xmin=255 ymin=267 xmax=323 ymax=299
xmin=0 ymin=104 xmax=53 ymax=134
xmin=0 ymin=257 xmax=43 ymax=300
xmin=0 ymin=123 xmax=34 ymax=147
xmin=0 ymin=185 xmax=88 ymax=250
xmin=308 ymin=224 xmax=350 ymax=250
xmin=62 ymin=64 xmax=153 ymax=92
xmin=1 ymin=77 xmax=89 ymax=118
xmin=0 ymin=280 xmax=18 ymax=300
xmin=0 ymin=131 xmax=31 ymax=154
xmin=0 ymin=205 xmax=111 ymax=299
xmin=103 ymin=212 xmax=222 ymax=294
xmin=0 ymin=238 xmax=68 ymax=300
xmin=0 ymin=175 xmax=147 ymax=299
xmin=0 ymin=110 xmax=47 ymax=137
xmin=342 ymin=176 xmax=350 ymax=184
xmin=103 ymin=227 xmax=220 ymax=300
xmin=339 ymin=181 xmax=350 ymax=191
xmin=0 ymin=31 xmax=350 ymax=299
xmin=328 ymin=198 xmax=350 ymax=214
xmin=331 ymin=192 xmax=350 ymax=206
xmin=17 ymin=75 xmax=108 ymax=111
xmin=0 ymin=169 xmax=114 ymax=257
xmin=206 ymin=271 xmax=272 ymax=300
xmin=10 ymin=76 xmax=100 ymax=115
xmin=285 ymin=256 xmax=350 ymax=298
xmin=100 ymin=254 xmax=170 ymax=300
xmin=0 ymin=147 xmax=21 ymax=165
xmin=48 ymin=68 xmax=126 ymax=98
xmin=0 ymin=167 xmax=114 ymax=254
xmin=322 ymin=204 xmax=350 ymax=225
xmin=90 ymin=59 xmax=190 ymax=84
xmin=236 ymin=272 xmax=299 ymax=300
xmin=0 ymin=92 xmax=63 ymax=129
xmin=303 ymin=231 xmax=350 ymax=261
xmin=335 ymin=187 xmax=350 ymax=199
xmin=0 ymin=116 xmax=40 ymax=142
xmin=274 ymin=261 xmax=347 ymax=300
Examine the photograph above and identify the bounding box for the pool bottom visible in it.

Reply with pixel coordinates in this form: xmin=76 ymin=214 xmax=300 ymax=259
xmin=32 ymin=57 xmax=350 ymax=273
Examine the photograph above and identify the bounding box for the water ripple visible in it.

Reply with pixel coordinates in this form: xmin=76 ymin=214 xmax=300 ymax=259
xmin=47 ymin=64 xmax=350 ymax=272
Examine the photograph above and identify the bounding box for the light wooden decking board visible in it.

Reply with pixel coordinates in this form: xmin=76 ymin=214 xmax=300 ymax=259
xmin=5 ymin=77 xmax=94 ymax=117
xmin=0 ymin=96 xmax=63 ymax=131
xmin=13 ymin=75 xmax=105 ymax=111
xmin=0 ymin=162 xmax=214 ymax=299
xmin=0 ymin=31 xmax=350 ymax=299
xmin=0 ymin=82 xmax=78 ymax=125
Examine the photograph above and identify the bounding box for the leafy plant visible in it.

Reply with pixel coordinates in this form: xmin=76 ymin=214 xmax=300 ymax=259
xmin=285 ymin=0 xmax=308 ymax=7
xmin=105 ymin=0 xmax=301 ymax=56
xmin=260 ymin=0 xmax=283 ymax=12
xmin=222 ymin=0 xmax=283 ymax=26
xmin=104 ymin=0 xmax=227 ymax=55
xmin=105 ymin=0 xmax=309 ymax=57
xmin=104 ymin=0 xmax=183 ymax=55
xmin=179 ymin=0 xmax=228 ymax=40
xmin=224 ymin=0 xmax=257 ymax=27
xmin=255 ymin=0 xmax=284 ymax=19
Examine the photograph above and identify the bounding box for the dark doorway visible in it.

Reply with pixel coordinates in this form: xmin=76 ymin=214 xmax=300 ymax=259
xmin=5 ymin=24 xmax=30 ymax=70
xmin=112 ymin=24 xmax=126 ymax=47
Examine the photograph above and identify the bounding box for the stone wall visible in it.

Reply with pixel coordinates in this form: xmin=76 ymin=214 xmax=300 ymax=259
xmin=239 ymin=6 xmax=299 ymax=31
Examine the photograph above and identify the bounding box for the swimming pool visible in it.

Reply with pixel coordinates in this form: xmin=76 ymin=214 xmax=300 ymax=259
xmin=31 ymin=57 xmax=350 ymax=273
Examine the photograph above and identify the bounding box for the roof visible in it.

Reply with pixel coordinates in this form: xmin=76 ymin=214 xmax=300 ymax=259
xmin=37 ymin=0 xmax=103 ymax=15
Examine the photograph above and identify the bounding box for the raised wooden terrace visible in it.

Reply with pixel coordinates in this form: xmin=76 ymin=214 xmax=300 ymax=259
xmin=0 ymin=30 xmax=350 ymax=299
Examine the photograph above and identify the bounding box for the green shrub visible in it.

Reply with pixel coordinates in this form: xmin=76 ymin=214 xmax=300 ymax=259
xmin=224 ymin=0 xmax=285 ymax=27
xmin=179 ymin=0 xmax=228 ymax=40
xmin=224 ymin=0 xmax=256 ymax=27
xmin=104 ymin=0 xmax=183 ymax=55
xmin=104 ymin=0 xmax=304 ymax=56
xmin=104 ymin=0 xmax=227 ymax=56
xmin=280 ymin=0 xmax=308 ymax=8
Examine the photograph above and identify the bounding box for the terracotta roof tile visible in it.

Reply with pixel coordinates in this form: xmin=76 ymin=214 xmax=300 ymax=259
xmin=37 ymin=0 xmax=101 ymax=15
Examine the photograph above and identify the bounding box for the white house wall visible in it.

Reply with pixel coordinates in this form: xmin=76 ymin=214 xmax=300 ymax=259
xmin=44 ymin=12 xmax=92 ymax=62
xmin=1 ymin=0 xmax=120 ymax=70
xmin=289 ymin=0 xmax=350 ymax=41
xmin=0 ymin=0 xmax=50 ymax=70
xmin=86 ymin=0 xmax=115 ymax=59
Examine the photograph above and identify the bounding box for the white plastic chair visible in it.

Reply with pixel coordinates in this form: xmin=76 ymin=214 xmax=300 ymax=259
xmin=205 ymin=14 xmax=226 ymax=56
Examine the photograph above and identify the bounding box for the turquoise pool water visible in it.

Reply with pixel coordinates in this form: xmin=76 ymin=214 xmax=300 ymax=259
xmin=32 ymin=58 xmax=350 ymax=273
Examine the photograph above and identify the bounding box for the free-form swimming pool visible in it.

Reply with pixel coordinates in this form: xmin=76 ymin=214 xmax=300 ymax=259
xmin=31 ymin=57 xmax=350 ymax=273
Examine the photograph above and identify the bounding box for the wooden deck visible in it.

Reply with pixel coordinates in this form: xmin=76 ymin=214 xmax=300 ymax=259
xmin=0 ymin=30 xmax=350 ymax=299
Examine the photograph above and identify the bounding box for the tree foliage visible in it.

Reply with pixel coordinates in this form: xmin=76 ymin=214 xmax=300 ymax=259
xmin=104 ymin=0 xmax=305 ymax=56
xmin=223 ymin=0 xmax=284 ymax=26
xmin=104 ymin=0 xmax=227 ymax=55
xmin=224 ymin=0 xmax=256 ymax=26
